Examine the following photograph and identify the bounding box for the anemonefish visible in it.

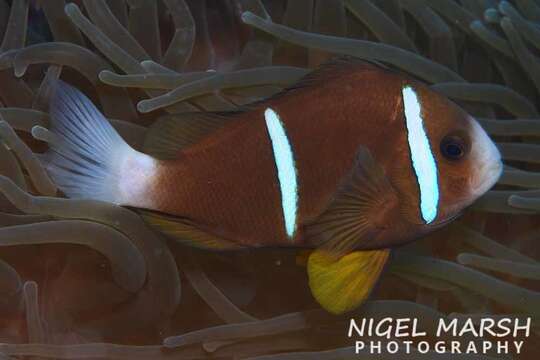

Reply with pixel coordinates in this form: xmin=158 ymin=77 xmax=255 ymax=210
xmin=36 ymin=59 xmax=502 ymax=314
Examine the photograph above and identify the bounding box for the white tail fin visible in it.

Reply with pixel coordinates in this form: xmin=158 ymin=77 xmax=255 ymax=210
xmin=38 ymin=81 xmax=156 ymax=206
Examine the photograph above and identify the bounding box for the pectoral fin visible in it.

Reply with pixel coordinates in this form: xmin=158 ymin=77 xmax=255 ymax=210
xmin=308 ymin=248 xmax=390 ymax=314
xmin=305 ymin=146 xmax=399 ymax=255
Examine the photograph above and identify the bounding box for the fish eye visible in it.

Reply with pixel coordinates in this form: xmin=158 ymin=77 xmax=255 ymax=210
xmin=440 ymin=135 xmax=467 ymax=161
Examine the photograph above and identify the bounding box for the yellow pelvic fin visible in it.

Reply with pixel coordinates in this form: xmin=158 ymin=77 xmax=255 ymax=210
xmin=308 ymin=248 xmax=390 ymax=314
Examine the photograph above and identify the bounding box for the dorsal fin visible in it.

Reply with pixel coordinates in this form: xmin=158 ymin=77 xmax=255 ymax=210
xmin=143 ymin=58 xmax=387 ymax=159
xmin=286 ymin=57 xmax=386 ymax=91
xmin=143 ymin=112 xmax=241 ymax=159
xmin=238 ymin=57 xmax=388 ymax=112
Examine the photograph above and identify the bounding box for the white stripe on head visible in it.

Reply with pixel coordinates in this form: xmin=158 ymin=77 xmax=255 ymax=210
xmin=402 ymin=85 xmax=439 ymax=224
xmin=264 ymin=108 xmax=298 ymax=239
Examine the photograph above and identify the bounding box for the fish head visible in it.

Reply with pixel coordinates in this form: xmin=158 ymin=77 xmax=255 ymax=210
xmin=386 ymin=81 xmax=502 ymax=236
xmin=434 ymin=114 xmax=503 ymax=221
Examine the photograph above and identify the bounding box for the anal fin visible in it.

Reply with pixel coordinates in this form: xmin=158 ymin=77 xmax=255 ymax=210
xmin=140 ymin=211 xmax=244 ymax=251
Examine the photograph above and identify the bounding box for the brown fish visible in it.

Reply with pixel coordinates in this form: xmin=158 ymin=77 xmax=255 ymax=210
xmin=38 ymin=59 xmax=502 ymax=314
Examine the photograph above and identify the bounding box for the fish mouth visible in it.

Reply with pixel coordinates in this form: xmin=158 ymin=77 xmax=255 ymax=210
xmin=470 ymin=157 xmax=503 ymax=198
xmin=468 ymin=117 xmax=503 ymax=198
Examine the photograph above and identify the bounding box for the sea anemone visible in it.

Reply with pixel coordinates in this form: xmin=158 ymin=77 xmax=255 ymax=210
xmin=0 ymin=0 xmax=538 ymax=359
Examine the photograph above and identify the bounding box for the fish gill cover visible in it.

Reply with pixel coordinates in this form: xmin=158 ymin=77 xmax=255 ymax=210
xmin=0 ymin=0 xmax=537 ymax=359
